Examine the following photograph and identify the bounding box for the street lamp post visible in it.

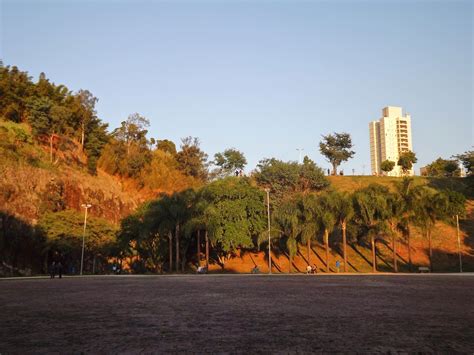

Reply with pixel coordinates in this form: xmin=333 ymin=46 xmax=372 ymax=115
xmin=265 ymin=188 xmax=271 ymax=274
xmin=296 ymin=148 xmax=304 ymax=164
xmin=456 ymin=214 xmax=463 ymax=273
xmin=80 ymin=203 xmax=92 ymax=276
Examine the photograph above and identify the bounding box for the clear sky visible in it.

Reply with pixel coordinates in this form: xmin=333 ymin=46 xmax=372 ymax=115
xmin=1 ymin=0 xmax=472 ymax=174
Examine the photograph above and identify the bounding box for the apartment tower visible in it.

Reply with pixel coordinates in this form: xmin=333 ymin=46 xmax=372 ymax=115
xmin=369 ymin=106 xmax=413 ymax=176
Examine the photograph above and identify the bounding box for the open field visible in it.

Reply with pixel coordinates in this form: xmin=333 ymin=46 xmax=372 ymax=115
xmin=1 ymin=274 xmax=473 ymax=353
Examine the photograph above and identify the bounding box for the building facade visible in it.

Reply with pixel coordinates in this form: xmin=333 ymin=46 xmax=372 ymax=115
xmin=369 ymin=106 xmax=413 ymax=176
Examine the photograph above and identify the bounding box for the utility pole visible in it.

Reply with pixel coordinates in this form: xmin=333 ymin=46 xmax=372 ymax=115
xmin=80 ymin=204 xmax=92 ymax=275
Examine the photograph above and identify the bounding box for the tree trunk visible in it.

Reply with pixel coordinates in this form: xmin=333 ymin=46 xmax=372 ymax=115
xmin=307 ymin=238 xmax=311 ymax=267
xmin=332 ymin=162 xmax=337 ymax=176
xmin=288 ymin=253 xmax=292 ymax=273
xmin=168 ymin=232 xmax=173 ymax=272
xmin=342 ymin=221 xmax=347 ymax=272
xmin=407 ymin=230 xmax=412 ymax=272
xmin=205 ymin=230 xmax=209 ymax=269
xmin=393 ymin=232 xmax=398 ymax=273
xmin=175 ymin=224 xmax=180 ymax=272
xmin=81 ymin=120 xmax=85 ymax=148
xmin=197 ymin=230 xmax=201 ymax=267
xmin=49 ymin=134 xmax=53 ymax=163
xmin=428 ymin=230 xmax=433 ymax=272
xmin=325 ymin=229 xmax=329 ymax=272
xmin=371 ymin=236 xmax=376 ymax=272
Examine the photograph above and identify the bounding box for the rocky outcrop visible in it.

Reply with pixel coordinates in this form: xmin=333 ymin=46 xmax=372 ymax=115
xmin=0 ymin=164 xmax=141 ymax=225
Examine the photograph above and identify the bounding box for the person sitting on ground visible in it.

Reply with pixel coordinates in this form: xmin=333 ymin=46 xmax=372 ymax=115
xmin=306 ymin=265 xmax=312 ymax=274
xmin=311 ymin=265 xmax=318 ymax=274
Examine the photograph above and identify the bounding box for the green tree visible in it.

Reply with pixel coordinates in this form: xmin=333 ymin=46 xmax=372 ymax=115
xmin=156 ymin=139 xmax=177 ymax=155
xmin=107 ymin=113 xmax=152 ymax=177
xmin=273 ymin=197 xmax=301 ymax=273
xmin=397 ymin=151 xmax=417 ymax=175
xmin=75 ymin=89 xmax=98 ymax=148
xmin=176 ymin=136 xmax=209 ymax=181
xmin=83 ymin=119 xmax=109 ymax=174
xmin=331 ymin=191 xmax=354 ymax=272
xmin=0 ymin=65 xmax=35 ymax=122
xmin=424 ymin=157 xmax=460 ymax=177
xmin=414 ymin=188 xmax=448 ymax=272
xmin=319 ymin=132 xmax=355 ymax=175
xmin=452 ymin=149 xmax=473 ymax=176
xmin=26 ymin=97 xmax=70 ymax=162
xmin=200 ymin=177 xmax=266 ymax=270
xmin=113 ymin=113 xmax=150 ymax=157
xmin=298 ymin=194 xmax=320 ymax=269
xmin=353 ymin=184 xmax=390 ymax=272
xmin=385 ymin=192 xmax=404 ymax=272
xmin=146 ymin=190 xmax=195 ymax=272
xmin=254 ymin=158 xmax=329 ymax=199
xmin=318 ymin=193 xmax=337 ymax=272
xmin=213 ymin=148 xmax=247 ymax=177
xmin=39 ymin=209 xmax=117 ymax=273
xmin=381 ymin=160 xmax=395 ymax=175
xmin=393 ymin=177 xmax=420 ymax=272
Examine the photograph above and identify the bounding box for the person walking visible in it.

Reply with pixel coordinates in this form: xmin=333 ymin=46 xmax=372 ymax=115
xmin=50 ymin=261 xmax=56 ymax=279
xmin=56 ymin=261 xmax=63 ymax=279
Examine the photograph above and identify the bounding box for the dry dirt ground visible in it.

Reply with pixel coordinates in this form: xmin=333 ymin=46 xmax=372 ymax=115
xmin=1 ymin=274 xmax=473 ymax=353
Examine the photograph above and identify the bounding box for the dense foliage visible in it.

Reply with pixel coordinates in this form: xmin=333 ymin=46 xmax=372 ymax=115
xmin=423 ymin=157 xmax=460 ymax=177
xmin=0 ymin=65 xmax=109 ymax=172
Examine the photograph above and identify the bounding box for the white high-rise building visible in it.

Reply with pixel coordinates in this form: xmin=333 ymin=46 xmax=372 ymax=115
xmin=369 ymin=106 xmax=414 ymax=176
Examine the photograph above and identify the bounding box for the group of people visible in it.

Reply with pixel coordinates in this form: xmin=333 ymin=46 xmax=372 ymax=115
xmin=306 ymin=265 xmax=318 ymax=274
xmin=49 ymin=261 xmax=63 ymax=279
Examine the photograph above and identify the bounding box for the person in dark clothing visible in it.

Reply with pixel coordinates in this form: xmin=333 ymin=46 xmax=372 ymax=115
xmin=50 ymin=261 xmax=56 ymax=279
xmin=56 ymin=262 xmax=63 ymax=278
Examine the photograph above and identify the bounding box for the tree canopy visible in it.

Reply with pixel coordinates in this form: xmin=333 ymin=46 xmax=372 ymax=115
xmin=423 ymin=157 xmax=460 ymax=177
xmin=254 ymin=157 xmax=329 ymax=199
xmin=319 ymin=132 xmax=355 ymax=175
xmin=397 ymin=151 xmax=417 ymax=175
xmin=213 ymin=148 xmax=247 ymax=177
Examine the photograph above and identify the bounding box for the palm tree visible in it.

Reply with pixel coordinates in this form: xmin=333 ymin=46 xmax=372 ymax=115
xmin=314 ymin=193 xmax=337 ymax=273
xmin=331 ymin=191 xmax=354 ymax=272
xmin=273 ymin=198 xmax=301 ymax=273
xmin=414 ymin=188 xmax=448 ymax=272
xmin=386 ymin=193 xmax=404 ymax=272
xmin=152 ymin=190 xmax=194 ymax=272
xmin=353 ymin=184 xmax=389 ymax=272
xmin=394 ymin=178 xmax=420 ymax=272
xmin=298 ymin=194 xmax=320 ymax=269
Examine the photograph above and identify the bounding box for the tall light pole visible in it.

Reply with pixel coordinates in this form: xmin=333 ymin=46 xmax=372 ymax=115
xmin=296 ymin=148 xmax=304 ymax=164
xmin=80 ymin=203 xmax=92 ymax=276
xmin=456 ymin=214 xmax=463 ymax=273
xmin=265 ymin=188 xmax=271 ymax=274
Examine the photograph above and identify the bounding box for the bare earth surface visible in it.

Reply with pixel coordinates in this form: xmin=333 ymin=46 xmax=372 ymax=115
xmin=1 ymin=274 xmax=473 ymax=353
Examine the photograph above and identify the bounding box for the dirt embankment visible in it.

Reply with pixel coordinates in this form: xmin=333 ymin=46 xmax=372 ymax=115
xmin=0 ymin=164 xmax=143 ymax=224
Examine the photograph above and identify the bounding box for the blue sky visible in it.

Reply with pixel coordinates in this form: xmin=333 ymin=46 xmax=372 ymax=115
xmin=1 ymin=0 xmax=472 ymax=174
